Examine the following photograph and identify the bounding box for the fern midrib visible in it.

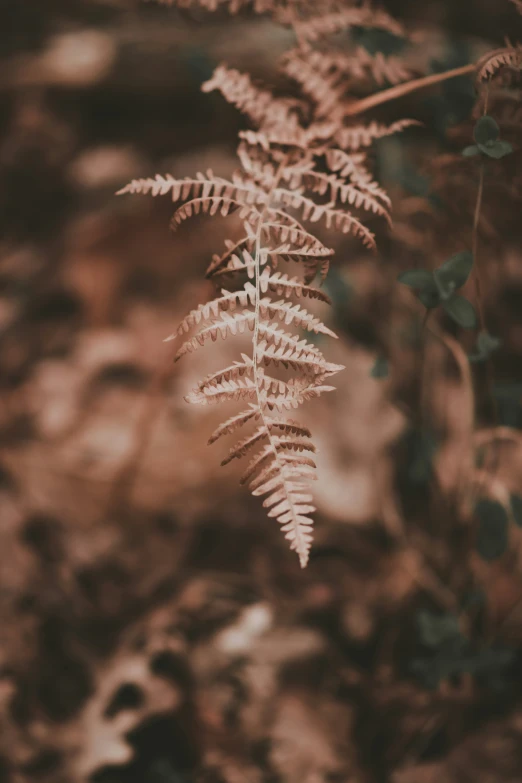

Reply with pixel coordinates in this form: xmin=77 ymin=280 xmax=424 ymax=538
xmin=252 ymin=155 xmax=309 ymax=567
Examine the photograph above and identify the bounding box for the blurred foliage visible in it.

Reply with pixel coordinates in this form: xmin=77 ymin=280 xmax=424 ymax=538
xmin=1 ymin=1 xmax=522 ymax=782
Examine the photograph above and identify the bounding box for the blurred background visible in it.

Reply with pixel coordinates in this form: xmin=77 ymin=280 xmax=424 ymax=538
xmin=1 ymin=1 xmax=522 ymax=781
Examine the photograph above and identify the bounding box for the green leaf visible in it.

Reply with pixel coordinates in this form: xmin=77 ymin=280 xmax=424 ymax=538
xmin=442 ymin=295 xmax=478 ymax=328
xmin=474 ymin=115 xmax=500 ymax=145
xmin=480 ymin=139 xmax=513 ymax=159
xmin=371 ymin=356 xmax=389 ymax=379
xmin=418 ymin=288 xmax=441 ymax=309
xmin=492 ymin=384 xmax=522 ymax=427
xmin=477 ymin=331 xmax=501 ymax=354
xmin=436 ymin=251 xmax=473 ymax=291
xmin=478 ymin=330 xmax=502 ymax=355
xmin=477 ymin=139 xmax=512 ymax=159
xmin=470 ymin=331 xmax=502 ymax=362
xmin=397 ymin=268 xmax=440 ymax=308
xmin=434 ymin=269 xmax=456 ymax=300
xmin=475 ymin=499 xmax=509 ymax=561
xmin=406 ymin=429 xmax=437 ymax=485
xmin=462 ymin=144 xmax=480 ymax=157
xmin=397 ymin=269 xmax=436 ymax=290
xmin=511 ymin=494 xmax=522 ymax=528
xmin=417 ymin=610 xmax=462 ymax=648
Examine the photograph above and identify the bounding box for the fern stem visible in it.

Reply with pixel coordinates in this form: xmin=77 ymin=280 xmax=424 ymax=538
xmin=471 ymin=163 xmax=487 ymax=330
xmin=251 ymin=156 xmax=310 ymax=568
xmin=471 ymin=162 xmax=501 ymax=474
xmin=344 ymin=63 xmax=475 ymax=116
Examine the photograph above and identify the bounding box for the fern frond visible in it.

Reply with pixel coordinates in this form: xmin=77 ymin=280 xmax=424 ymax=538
xmin=263 ymin=223 xmax=333 ymax=256
xmin=325 ymin=149 xmax=391 ymax=207
xmin=282 ymin=49 xmax=346 ymax=119
xmin=171 ymin=286 xmax=336 ymax=360
xmin=476 ymin=44 xmax=522 ymax=83
xmin=192 ymin=355 xmax=253 ymax=389
xmin=249 ymin=460 xmax=316 ymax=495
xmin=206 ymin=236 xmax=327 ymax=281
xmin=170 ymin=197 xmax=260 ymax=230
xmin=202 ymin=65 xmax=302 ymax=132
xmin=117 ymin=171 xmax=260 ymax=203
xmin=173 ymin=310 xmax=253 ymax=361
xmin=221 ymin=421 xmax=315 ymax=466
xmin=349 ymin=48 xmax=414 ymax=87
xmin=117 ymin=15 xmax=401 ymax=566
xmin=258 ymin=339 xmax=344 ymax=377
xmin=243 ymin=445 xmax=317 ymax=566
xmin=208 ymin=406 xmax=260 ymax=444
xmin=290 ymin=169 xmax=391 ymax=222
xmin=258 ymin=297 xmax=337 ymax=337
xmin=221 ymin=425 xmax=271 ymax=464
xmin=335 ymin=118 xmax=421 ymax=150
xmin=268 ymin=419 xmax=312 ymax=438
xmin=259 ymin=268 xmax=332 ymax=303
xmin=118 ymin=171 xmax=267 ymax=231
xmin=238 ymin=126 xmax=310 ymax=150
xmin=185 ymin=375 xmax=258 ymax=405
xmin=169 ymin=286 xmax=257 ymax=337
xmin=205 ymin=237 xmax=255 ymax=278
xmin=263 ymin=382 xmax=337 ymax=412
xmin=289 ymin=5 xmax=406 ymax=42
xmin=274 ymin=188 xmax=377 ymax=247
xmin=255 ymin=321 xmax=325 ymax=360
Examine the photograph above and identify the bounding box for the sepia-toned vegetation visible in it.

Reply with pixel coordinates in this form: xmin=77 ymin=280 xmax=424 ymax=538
xmin=1 ymin=0 xmax=522 ymax=781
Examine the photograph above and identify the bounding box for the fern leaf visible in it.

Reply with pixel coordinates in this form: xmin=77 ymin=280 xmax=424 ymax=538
xmin=256 ymin=322 xmax=325 ymax=359
xmin=289 ymin=6 xmax=406 ymax=42
xmin=247 ymin=452 xmax=317 ymax=566
xmin=335 ymin=119 xmax=421 ymax=150
xmin=208 ymin=406 xmax=260 ymax=444
xmin=192 ymin=355 xmax=253 ymax=389
xmin=259 ymin=268 xmax=331 ymax=303
xmin=202 ymin=65 xmax=302 ymax=132
xmin=274 ymin=189 xmax=377 ymax=248
xmin=221 ymin=425 xmax=271 ymax=465
xmin=263 ymin=383 xmax=337 ymax=412
xmin=259 ymin=297 xmax=337 ymax=337
xmin=268 ymin=419 xmax=312 ymax=438
xmin=185 ymin=376 xmax=257 ymax=405
xmin=292 ymin=169 xmax=391 ymax=222
xmin=263 ymin=223 xmax=334 ymax=256
xmin=168 ymin=286 xmax=257 ymax=337
xmin=325 ymin=149 xmax=391 ymax=207
xmin=170 ymin=197 xmax=261 ymax=230
xmin=476 ymin=44 xmax=522 ymax=83
xmin=174 ymin=310 xmax=253 ymax=361
xmin=258 ymin=339 xmax=344 ymax=377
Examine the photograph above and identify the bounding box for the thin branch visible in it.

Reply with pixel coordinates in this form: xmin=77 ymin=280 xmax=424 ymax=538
xmin=344 ymin=63 xmax=476 ymax=116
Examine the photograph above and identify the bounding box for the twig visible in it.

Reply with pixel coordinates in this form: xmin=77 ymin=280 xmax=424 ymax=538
xmin=345 ymin=64 xmax=476 ymax=116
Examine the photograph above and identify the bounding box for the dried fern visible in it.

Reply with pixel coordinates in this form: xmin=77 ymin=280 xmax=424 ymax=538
xmin=476 ymin=44 xmax=522 ymax=85
xmin=284 ymin=3 xmax=406 ymax=42
xmin=117 ymin=3 xmax=411 ymax=566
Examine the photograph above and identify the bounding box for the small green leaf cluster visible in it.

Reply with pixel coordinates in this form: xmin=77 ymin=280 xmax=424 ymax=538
xmin=493 ymin=383 xmax=522 ymax=427
xmin=463 ymin=115 xmax=513 ymax=160
xmin=411 ymin=609 xmax=515 ymax=690
xmin=475 ymin=494 xmax=522 ymax=562
xmin=370 ymin=355 xmax=389 ymax=378
xmin=398 ymin=251 xmax=477 ymax=328
xmin=404 ymin=428 xmax=437 ymax=486
xmin=468 ymin=330 xmax=502 ymax=363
